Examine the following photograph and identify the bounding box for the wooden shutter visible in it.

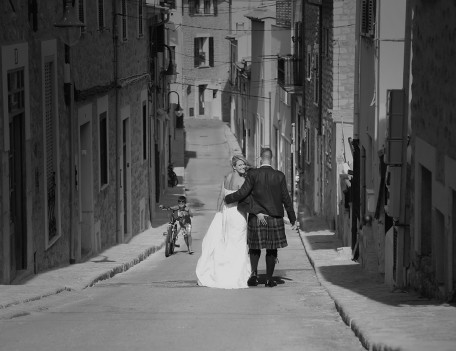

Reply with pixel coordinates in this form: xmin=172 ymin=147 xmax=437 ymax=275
xmin=209 ymin=37 xmax=214 ymax=67
xmin=194 ymin=38 xmax=199 ymax=67
xmin=98 ymin=0 xmax=104 ymax=30
xmin=79 ymin=0 xmax=86 ymax=33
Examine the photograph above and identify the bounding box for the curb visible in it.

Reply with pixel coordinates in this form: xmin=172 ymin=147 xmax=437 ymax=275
xmin=82 ymin=241 xmax=166 ymax=289
xmin=296 ymin=229 xmax=401 ymax=351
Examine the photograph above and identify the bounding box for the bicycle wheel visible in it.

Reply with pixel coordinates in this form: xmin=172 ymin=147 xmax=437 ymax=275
xmin=165 ymin=227 xmax=173 ymax=257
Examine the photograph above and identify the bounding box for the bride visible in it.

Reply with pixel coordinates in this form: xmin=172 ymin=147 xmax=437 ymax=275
xmin=196 ymin=155 xmax=254 ymax=289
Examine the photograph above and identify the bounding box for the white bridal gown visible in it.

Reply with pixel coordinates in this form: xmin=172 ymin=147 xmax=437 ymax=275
xmin=196 ymin=188 xmax=251 ymax=289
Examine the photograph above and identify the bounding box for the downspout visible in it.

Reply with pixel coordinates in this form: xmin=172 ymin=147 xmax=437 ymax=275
xmin=68 ymin=44 xmax=75 ymax=264
xmin=113 ymin=1 xmax=121 ymax=243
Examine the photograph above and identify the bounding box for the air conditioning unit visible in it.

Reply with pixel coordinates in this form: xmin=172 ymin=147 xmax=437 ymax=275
xmin=384 ymin=89 xmax=405 ymax=165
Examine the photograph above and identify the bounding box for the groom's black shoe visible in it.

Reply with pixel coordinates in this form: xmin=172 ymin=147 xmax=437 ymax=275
xmin=247 ymin=272 xmax=258 ymax=287
xmin=265 ymin=279 xmax=277 ymax=287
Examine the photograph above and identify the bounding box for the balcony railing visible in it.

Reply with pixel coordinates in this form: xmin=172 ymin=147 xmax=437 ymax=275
xmin=278 ymin=55 xmax=302 ymax=88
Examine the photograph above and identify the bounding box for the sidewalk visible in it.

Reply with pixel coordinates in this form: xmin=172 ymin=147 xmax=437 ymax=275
xmin=0 ymin=129 xmax=186 ymax=311
xmin=297 ymin=216 xmax=456 ymax=351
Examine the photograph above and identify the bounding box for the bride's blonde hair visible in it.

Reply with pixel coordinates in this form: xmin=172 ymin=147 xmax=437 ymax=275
xmin=231 ymin=154 xmax=251 ymax=172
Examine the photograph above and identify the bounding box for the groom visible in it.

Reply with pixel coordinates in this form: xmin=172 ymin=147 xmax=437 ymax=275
xmin=224 ymin=148 xmax=297 ymax=287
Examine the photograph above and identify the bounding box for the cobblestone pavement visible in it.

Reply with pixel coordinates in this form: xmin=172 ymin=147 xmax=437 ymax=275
xmin=1 ymin=122 xmax=455 ymax=351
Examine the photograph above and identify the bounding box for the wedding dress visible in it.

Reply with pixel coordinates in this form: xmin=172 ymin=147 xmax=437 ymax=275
xmin=196 ymin=188 xmax=251 ymax=289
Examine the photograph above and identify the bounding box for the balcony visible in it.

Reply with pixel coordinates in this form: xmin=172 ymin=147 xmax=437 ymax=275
xmin=277 ymin=55 xmax=302 ymax=88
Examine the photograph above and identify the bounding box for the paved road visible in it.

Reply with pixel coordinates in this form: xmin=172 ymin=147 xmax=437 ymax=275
xmin=0 ymin=119 xmax=364 ymax=351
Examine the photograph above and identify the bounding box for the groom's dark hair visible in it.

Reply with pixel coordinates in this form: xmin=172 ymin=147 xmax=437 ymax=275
xmin=261 ymin=147 xmax=273 ymax=159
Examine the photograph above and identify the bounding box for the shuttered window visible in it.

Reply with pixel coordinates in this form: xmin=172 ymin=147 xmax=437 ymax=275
xmin=138 ymin=0 xmax=144 ymax=37
xmin=142 ymin=101 xmax=147 ymax=160
xmin=79 ymin=0 xmax=86 ymax=33
xmin=189 ymin=0 xmax=217 ymax=16
xmin=122 ymin=0 xmax=128 ymax=41
xmin=99 ymin=111 xmax=108 ymax=186
xmin=98 ymin=0 xmax=105 ymax=30
xmin=313 ymin=53 xmax=320 ymax=105
xmin=194 ymin=37 xmax=214 ymax=67
xmin=361 ymin=0 xmax=376 ymax=38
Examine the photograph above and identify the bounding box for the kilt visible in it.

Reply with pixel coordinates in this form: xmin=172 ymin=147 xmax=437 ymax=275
xmin=247 ymin=214 xmax=288 ymax=249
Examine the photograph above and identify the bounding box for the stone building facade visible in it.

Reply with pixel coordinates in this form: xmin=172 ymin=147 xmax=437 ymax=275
xmin=0 ymin=0 xmax=168 ymax=284
xmin=407 ymin=0 xmax=456 ymax=300
xmin=296 ymin=0 xmax=356 ymax=233
xmin=181 ymin=0 xmax=230 ymax=121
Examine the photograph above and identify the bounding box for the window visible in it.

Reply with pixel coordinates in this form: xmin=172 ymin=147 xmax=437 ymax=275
xmin=194 ymin=36 xmax=214 ymax=67
xmin=43 ymin=53 xmax=61 ymax=245
xmin=29 ymin=0 xmax=38 ymax=31
xmin=199 ymin=85 xmax=206 ymax=115
xmin=138 ymin=0 xmax=144 ymax=37
xmin=306 ymin=45 xmax=312 ymax=80
xmin=361 ymin=0 xmax=376 ymax=38
xmin=121 ymin=0 xmax=128 ymax=41
xmin=305 ymin=126 xmax=311 ymax=164
xmin=97 ymin=0 xmax=105 ymax=31
xmin=313 ymin=52 xmax=320 ymax=105
xmin=189 ymin=0 xmax=217 ymax=16
xmin=322 ymin=27 xmax=330 ymax=57
xmin=99 ymin=111 xmax=108 ymax=187
xmin=79 ymin=0 xmax=86 ymax=34
xmin=142 ymin=101 xmax=147 ymax=160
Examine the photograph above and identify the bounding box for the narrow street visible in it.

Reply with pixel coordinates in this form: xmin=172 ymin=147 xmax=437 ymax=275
xmin=0 ymin=119 xmax=364 ymax=351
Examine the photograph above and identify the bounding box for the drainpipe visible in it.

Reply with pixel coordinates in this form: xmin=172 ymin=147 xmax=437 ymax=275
xmin=113 ymin=1 xmax=121 ymax=243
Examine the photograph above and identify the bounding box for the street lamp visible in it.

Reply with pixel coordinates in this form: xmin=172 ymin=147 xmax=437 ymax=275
xmin=54 ymin=0 xmax=84 ymax=264
xmin=168 ymin=90 xmax=184 ymax=128
xmin=54 ymin=0 xmax=85 ymax=46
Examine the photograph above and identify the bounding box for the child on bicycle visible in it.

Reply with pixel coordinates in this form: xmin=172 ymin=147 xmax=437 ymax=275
xmin=169 ymin=196 xmax=193 ymax=254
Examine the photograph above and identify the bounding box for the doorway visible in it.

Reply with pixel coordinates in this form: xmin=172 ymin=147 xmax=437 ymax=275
xmin=79 ymin=121 xmax=94 ymax=258
xmin=9 ymin=113 xmax=27 ymax=280
xmin=314 ymin=129 xmax=321 ymax=215
xmin=122 ymin=117 xmax=132 ymax=240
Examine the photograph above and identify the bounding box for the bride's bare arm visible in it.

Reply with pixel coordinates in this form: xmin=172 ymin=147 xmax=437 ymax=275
xmin=216 ymin=174 xmax=229 ymax=211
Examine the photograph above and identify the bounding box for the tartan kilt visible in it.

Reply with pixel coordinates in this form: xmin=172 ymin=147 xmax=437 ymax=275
xmin=247 ymin=214 xmax=288 ymax=249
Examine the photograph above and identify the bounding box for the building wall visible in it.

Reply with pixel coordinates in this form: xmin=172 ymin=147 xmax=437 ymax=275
xmin=0 ymin=1 xmax=160 ymax=282
xmin=408 ymin=0 xmax=456 ymax=300
xmin=300 ymin=3 xmax=320 ymax=217
xmin=332 ymin=0 xmax=356 ymax=244
xmin=182 ymin=0 xmax=230 ymax=120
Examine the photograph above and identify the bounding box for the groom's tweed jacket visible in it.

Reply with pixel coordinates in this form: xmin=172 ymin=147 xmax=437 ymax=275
xmin=225 ymin=165 xmax=296 ymax=225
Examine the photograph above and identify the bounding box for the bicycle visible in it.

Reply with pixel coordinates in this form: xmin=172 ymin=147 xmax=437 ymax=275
xmin=168 ymin=163 xmax=178 ymax=187
xmin=159 ymin=205 xmax=187 ymax=257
